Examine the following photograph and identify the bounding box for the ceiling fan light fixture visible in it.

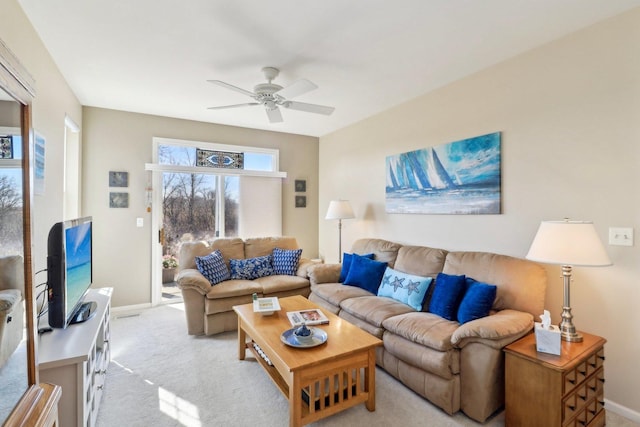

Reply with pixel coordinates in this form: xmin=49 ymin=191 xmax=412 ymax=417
xmin=207 ymin=67 xmax=335 ymax=123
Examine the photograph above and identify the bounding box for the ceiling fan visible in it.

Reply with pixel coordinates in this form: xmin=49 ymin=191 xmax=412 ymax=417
xmin=207 ymin=67 xmax=335 ymax=123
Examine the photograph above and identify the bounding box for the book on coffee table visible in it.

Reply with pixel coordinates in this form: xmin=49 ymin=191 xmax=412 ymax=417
xmin=286 ymin=308 xmax=329 ymax=326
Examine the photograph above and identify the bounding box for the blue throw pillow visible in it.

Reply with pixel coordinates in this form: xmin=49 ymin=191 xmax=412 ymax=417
xmin=377 ymin=267 xmax=433 ymax=311
xmin=339 ymin=252 xmax=374 ymax=283
xmin=428 ymin=273 xmax=467 ymax=321
xmin=343 ymin=255 xmax=387 ymax=294
xmin=195 ymin=250 xmax=230 ymax=285
xmin=272 ymin=247 xmax=303 ymax=276
xmin=229 ymin=255 xmax=274 ymax=280
xmin=457 ymin=280 xmax=497 ymax=324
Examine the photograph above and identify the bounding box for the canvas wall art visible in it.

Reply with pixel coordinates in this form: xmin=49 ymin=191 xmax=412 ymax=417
xmin=386 ymin=132 xmax=501 ymax=214
xmin=34 ymin=132 xmax=45 ymax=195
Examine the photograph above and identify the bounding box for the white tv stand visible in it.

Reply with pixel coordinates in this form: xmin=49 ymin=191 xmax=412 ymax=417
xmin=38 ymin=287 xmax=112 ymax=427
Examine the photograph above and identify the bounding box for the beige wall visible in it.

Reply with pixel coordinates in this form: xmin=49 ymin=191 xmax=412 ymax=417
xmin=82 ymin=107 xmax=319 ymax=307
xmin=319 ymin=8 xmax=640 ymax=417
xmin=0 ymin=0 xmax=83 ymax=274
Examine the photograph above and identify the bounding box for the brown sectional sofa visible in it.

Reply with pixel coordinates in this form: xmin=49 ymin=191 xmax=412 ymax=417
xmin=176 ymin=236 xmax=316 ymax=336
xmin=308 ymin=238 xmax=547 ymax=423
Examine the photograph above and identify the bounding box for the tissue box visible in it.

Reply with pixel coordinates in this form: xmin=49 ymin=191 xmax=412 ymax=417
xmin=534 ymin=322 xmax=561 ymax=355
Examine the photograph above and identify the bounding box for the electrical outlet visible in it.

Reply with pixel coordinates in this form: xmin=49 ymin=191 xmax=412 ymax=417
xmin=609 ymin=227 xmax=633 ymax=246
xmin=136 ymin=217 xmax=144 ymax=228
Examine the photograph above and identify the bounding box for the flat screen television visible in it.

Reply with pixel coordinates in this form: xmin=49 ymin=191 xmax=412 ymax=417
xmin=47 ymin=216 xmax=96 ymax=328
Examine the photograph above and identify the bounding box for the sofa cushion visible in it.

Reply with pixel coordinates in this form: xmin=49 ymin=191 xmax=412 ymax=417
xmin=229 ymin=255 xmax=274 ymax=280
xmin=339 ymin=295 xmax=414 ymax=328
xmin=255 ymin=274 xmax=310 ymax=294
xmin=443 ymin=251 xmax=547 ymax=317
xmin=428 ymin=273 xmax=466 ymax=321
xmin=393 ymin=245 xmax=448 ymax=278
xmin=311 ymin=282 xmax=372 ymax=308
xmin=343 ymin=255 xmax=387 ymax=293
xmin=205 ymin=279 xmax=262 ymax=300
xmin=382 ymin=311 xmax=460 ymax=352
xmin=457 ymin=279 xmax=497 ymax=324
xmin=244 ymin=236 xmax=299 ymax=258
xmin=351 ymin=238 xmax=402 ymax=268
xmin=195 ymin=250 xmax=230 ymax=285
xmin=377 ymin=267 xmax=432 ymax=311
xmin=339 ymin=252 xmax=374 ymax=283
xmin=178 ymin=238 xmax=244 ymax=271
xmin=272 ymin=247 xmax=302 ymax=276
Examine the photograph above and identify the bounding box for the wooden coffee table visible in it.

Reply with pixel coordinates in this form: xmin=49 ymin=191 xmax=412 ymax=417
xmin=233 ymin=295 xmax=382 ymax=427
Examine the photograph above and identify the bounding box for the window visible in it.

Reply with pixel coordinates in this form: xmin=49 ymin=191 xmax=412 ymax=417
xmin=148 ymin=138 xmax=285 ymax=264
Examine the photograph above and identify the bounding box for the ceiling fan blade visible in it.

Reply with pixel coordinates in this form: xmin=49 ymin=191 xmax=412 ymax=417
xmin=266 ymin=107 xmax=283 ymax=123
xmin=207 ymin=80 xmax=255 ymax=98
xmin=275 ymin=79 xmax=317 ymax=99
xmin=283 ymin=101 xmax=335 ymax=116
xmin=207 ymin=102 xmax=260 ymax=110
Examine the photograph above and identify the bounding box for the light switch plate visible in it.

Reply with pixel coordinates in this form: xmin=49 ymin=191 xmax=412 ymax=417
xmin=609 ymin=227 xmax=633 ymax=246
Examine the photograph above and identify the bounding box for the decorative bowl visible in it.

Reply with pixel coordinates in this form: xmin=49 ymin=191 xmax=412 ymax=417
xmin=293 ymin=324 xmax=315 ymax=345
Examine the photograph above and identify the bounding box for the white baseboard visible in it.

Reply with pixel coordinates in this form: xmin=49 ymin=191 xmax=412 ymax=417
xmin=111 ymin=303 xmax=152 ymax=318
xmin=606 ymin=399 xmax=640 ymax=423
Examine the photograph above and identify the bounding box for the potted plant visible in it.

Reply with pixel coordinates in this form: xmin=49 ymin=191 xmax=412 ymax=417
xmin=162 ymin=254 xmax=178 ymax=283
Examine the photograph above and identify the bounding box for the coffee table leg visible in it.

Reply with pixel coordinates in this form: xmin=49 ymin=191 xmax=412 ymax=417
xmin=237 ymin=319 xmax=246 ymax=360
xmin=365 ymin=348 xmax=376 ymax=411
xmin=289 ymin=374 xmax=302 ymax=427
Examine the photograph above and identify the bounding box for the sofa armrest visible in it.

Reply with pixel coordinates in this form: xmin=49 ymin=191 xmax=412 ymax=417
xmin=176 ymin=269 xmax=212 ymax=295
xmin=451 ymin=309 xmax=533 ymax=349
xmin=296 ymin=258 xmax=321 ymax=278
xmin=308 ymin=263 xmax=341 ymax=285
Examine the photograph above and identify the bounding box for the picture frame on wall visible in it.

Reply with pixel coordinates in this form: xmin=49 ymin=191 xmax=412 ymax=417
xmin=295 ymin=195 xmax=307 ymax=208
xmin=109 ymin=192 xmax=129 ymax=208
xmin=109 ymin=171 xmax=129 ymax=187
xmin=0 ymin=136 xmax=13 ymax=159
xmin=34 ymin=132 xmax=45 ymax=195
xmin=295 ymin=179 xmax=306 ymax=192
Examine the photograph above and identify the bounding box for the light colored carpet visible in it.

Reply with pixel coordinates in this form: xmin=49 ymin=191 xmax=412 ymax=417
xmin=96 ymin=303 xmax=637 ymax=427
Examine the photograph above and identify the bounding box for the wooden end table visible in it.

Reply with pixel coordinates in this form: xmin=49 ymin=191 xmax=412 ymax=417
xmin=504 ymin=331 xmax=606 ymax=427
xmin=233 ymin=295 xmax=382 ymax=427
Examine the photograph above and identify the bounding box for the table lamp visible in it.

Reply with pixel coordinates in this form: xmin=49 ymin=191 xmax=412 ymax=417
xmin=526 ymin=219 xmax=612 ymax=342
xmin=325 ymin=200 xmax=355 ymax=262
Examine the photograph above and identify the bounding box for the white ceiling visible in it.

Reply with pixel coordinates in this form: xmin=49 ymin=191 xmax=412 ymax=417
xmin=17 ymin=0 xmax=640 ymax=137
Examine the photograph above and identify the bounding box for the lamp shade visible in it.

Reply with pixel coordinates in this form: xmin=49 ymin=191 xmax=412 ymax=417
xmin=325 ymin=200 xmax=355 ymax=220
xmin=526 ymin=220 xmax=612 ymax=267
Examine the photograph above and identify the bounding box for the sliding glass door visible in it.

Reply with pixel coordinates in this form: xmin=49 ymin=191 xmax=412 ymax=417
xmin=148 ymin=138 xmax=284 ymax=305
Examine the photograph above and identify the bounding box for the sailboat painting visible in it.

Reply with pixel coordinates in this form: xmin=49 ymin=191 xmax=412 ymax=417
xmin=386 ymin=132 xmax=501 ymax=214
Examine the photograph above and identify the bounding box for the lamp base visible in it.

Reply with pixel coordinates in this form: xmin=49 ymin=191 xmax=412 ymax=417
xmin=559 ymin=305 xmax=583 ymax=343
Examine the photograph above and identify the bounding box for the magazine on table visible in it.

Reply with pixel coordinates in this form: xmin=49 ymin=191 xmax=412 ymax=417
xmin=286 ymin=308 xmax=330 ymax=326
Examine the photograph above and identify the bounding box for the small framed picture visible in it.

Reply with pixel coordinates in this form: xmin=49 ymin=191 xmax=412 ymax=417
xmin=0 ymin=136 xmax=13 ymax=159
xmin=295 ymin=195 xmax=307 ymax=208
xmin=295 ymin=179 xmax=306 ymax=192
xmin=109 ymin=171 xmax=129 ymax=188
xmin=109 ymin=192 xmax=129 ymax=208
